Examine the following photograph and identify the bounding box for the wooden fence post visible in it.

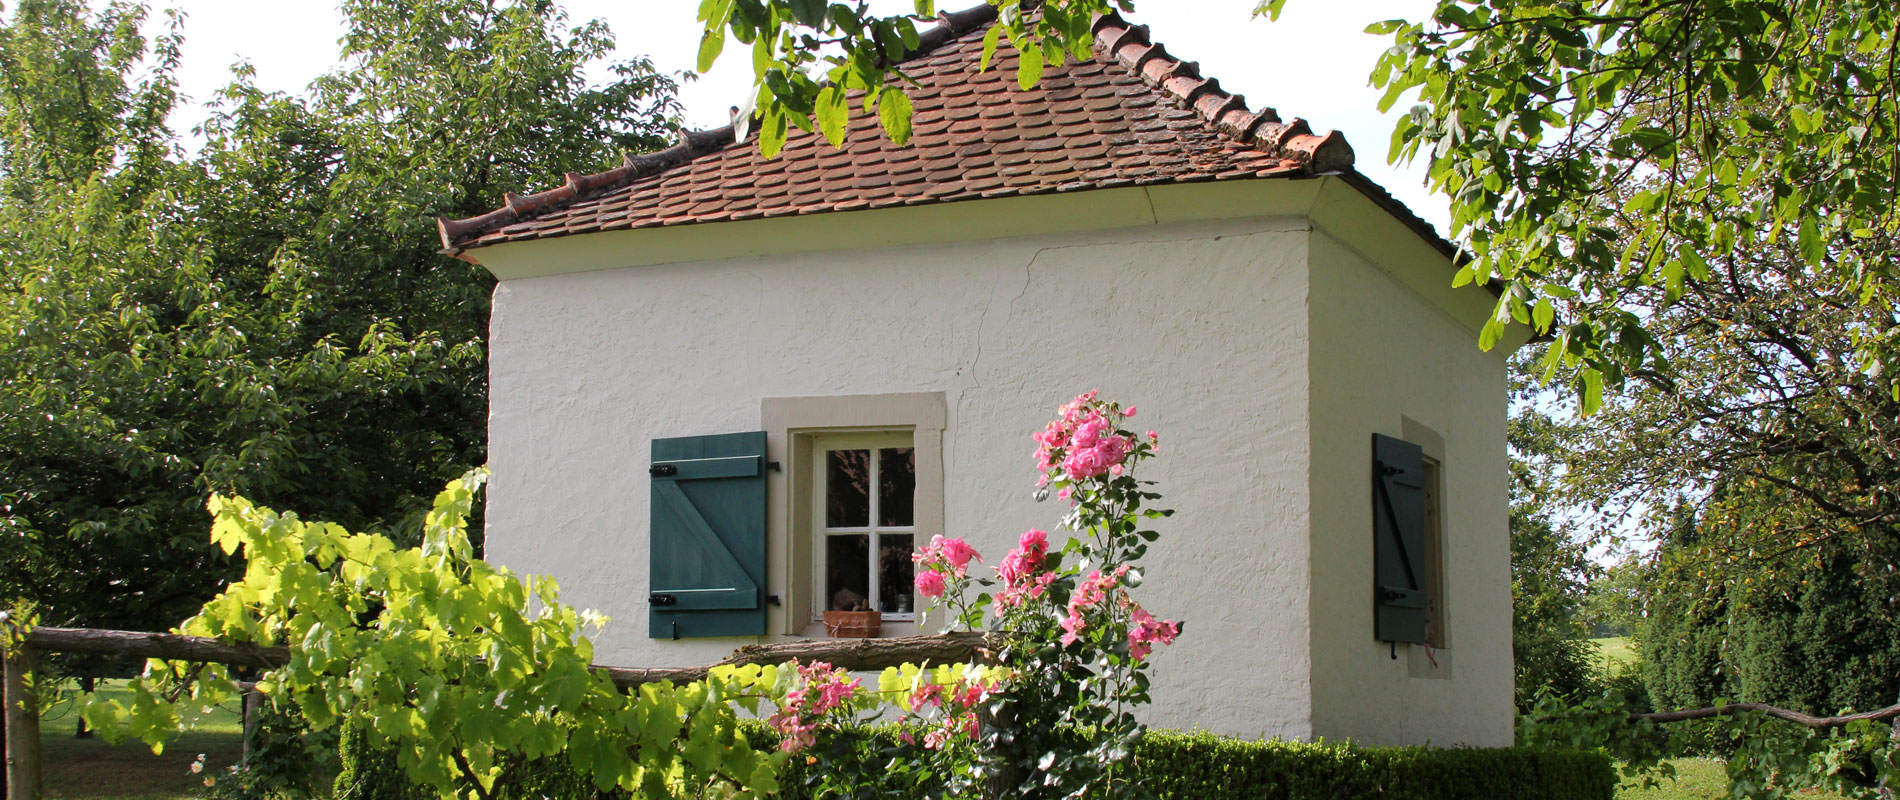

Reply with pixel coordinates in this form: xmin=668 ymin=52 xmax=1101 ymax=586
xmin=240 ymin=686 xmax=263 ymax=760
xmin=3 ymin=646 xmax=42 ymax=800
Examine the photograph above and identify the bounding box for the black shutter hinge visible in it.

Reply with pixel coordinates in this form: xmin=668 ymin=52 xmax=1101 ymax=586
xmin=767 ymin=594 xmax=781 ymax=606
xmin=649 ymin=464 xmax=677 ymax=477
xmin=649 ymin=593 xmax=677 ymax=606
xmin=767 ymin=460 xmax=781 ymax=472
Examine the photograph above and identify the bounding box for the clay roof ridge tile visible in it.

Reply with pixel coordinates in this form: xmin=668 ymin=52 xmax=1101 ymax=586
xmin=444 ymin=4 xmax=1369 ymax=253
xmin=1091 ymin=9 xmax=1353 ymax=174
xmin=440 ymin=4 xmax=1005 ymax=252
xmin=439 ymin=124 xmax=736 ymax=251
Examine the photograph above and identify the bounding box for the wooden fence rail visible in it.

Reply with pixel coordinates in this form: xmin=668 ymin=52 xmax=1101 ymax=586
xmin=3 ymin=625 xmax=988 ymax=800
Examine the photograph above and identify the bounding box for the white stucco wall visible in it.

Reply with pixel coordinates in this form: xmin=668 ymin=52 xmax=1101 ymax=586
xmin=485 ymin=214 xmax=1319 ymax=738
xmin=1303 ymin=227 xmax=1517 ymax=747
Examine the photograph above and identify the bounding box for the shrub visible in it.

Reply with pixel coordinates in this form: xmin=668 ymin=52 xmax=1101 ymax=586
xmin=1132 ymin=731 xmax=1615 ymax=800
xmin=1638 ymin=566 xmax=1730 ymax=712
xmin=337 ymin=723 xmax=1617 ymax=800
xmin=1641 ymin=547 xmax=1900 ymax=717
xmin=1726 ymin=552 xmax=1900 ymax=716
xmin=332 ymin=725 xmax=621 ymax=800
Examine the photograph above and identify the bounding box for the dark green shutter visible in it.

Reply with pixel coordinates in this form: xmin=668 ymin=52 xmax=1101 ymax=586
xmin=649 ymin=431 xmax=767 ymax=639
xmin=1372 ymin=433 xmax=1429 ymax=644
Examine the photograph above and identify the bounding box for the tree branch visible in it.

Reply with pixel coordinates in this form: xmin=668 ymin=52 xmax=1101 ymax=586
xmin=1634 ymin=700 xmax=1900 ymax=729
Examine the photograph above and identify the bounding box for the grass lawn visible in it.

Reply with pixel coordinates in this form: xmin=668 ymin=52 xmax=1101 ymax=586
xmin=36 ymin=680 xmax=245 ymax=800
xmin=1618 ymin=759 xmax=1745 ymax=799
xmin=1616 ymin=759 xmax=1858 ymax=799
xmin=1592 ymin=635 xmax=1639 ymax=675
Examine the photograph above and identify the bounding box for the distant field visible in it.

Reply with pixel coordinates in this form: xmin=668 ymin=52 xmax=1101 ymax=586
xmin=1592 ymin=635 xmax=1638 ymax=674
xmin=38 ymin=680 xmax=244 ymax=800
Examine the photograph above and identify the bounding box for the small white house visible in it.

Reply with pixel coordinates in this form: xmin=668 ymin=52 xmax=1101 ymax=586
xmin=438 ymin=6 xmax=1530 ymax=746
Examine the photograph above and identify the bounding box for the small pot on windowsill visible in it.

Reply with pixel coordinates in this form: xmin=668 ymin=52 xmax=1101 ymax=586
xmin=823 ymin=610 xmax=882 ymax=639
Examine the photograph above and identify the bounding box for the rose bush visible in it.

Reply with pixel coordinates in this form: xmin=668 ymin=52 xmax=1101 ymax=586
xmin=772 ymin=392 xmax=1178 ymax=799
xmin=905 ymin=391 xmax=1179 ymax=799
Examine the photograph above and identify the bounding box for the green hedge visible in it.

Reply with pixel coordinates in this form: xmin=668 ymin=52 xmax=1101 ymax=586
xmin=334 ymin=724 xmax=1615 ymax=800
xmin=1133 ymin=731 xmax=1613 ymax=800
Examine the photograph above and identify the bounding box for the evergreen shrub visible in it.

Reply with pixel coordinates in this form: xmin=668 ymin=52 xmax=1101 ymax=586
xmin=1641 ymin=550 xmax=1900 ymax=716
xmin=335 ymin=723 xmax=1616 ymax=800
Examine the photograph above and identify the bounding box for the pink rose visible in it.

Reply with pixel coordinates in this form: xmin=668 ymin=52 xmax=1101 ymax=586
xmin=1126 ymin=606 xmax=1181 ymax=660
xmin=940 ymin=537 xmax=979 ymax=571
xmin=909 ymin=684 xmax=943 ymax=709
xmin=915 ymin=570 xmax=946 ymax=598
xmin=1059 ymin=610 xmax=1086 ymax=646
xmin=1072 ymin=414 xmax=1108 ymax=448
xmin=1019 ymin=528 xmax=1048 ymax=556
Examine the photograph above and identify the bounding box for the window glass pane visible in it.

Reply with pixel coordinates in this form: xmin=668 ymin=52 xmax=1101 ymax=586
xmin=826 ymin=534 xmax=871 ymax=611
xmin=878 ymin=533 xmax=915 ymax=614
xmin=825 ymin=449 xmax=870 ymax=528
xmin=878 ymin=447 xmax=915 ymax=527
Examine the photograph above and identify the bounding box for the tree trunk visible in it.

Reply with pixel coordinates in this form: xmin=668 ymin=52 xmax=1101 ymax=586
xmin=3 ymin=647 xmax=42 ymax=800
xmin=240 ymin=687 xmax=263 ymax=760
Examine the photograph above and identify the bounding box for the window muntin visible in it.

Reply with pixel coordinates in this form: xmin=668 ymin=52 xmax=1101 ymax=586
xmin=813 ymin=432 xmax=917 ymax=620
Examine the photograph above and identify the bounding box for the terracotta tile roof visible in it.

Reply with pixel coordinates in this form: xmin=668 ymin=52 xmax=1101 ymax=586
xmin=438 ymin=4 xmax=1368 ymax=253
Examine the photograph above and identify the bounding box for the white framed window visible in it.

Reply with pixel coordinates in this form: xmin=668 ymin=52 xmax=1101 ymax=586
xmin=811 ymin=431 xmax=918 ymax=621
xmin=762 ymin=392 xmax=946 ymax=638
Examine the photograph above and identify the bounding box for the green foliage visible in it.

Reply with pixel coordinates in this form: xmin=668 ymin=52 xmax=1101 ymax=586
xmin=1508 ymin=385 xmax=1602 ymax=710
xmin=1581 ymin=560 xmax=1647 ymax=639
xmin=698 ymin=0 xmax=1132 ymax=156
xmin=0 ymin=0 xmax=679 ymax=640
xmin=343 ymin=721 xmax=1619 ymax=800
xmin=1521 ymin=691 xmax=1898 ymax=799
xmin=206 ymin=705 xmax=340 ymax=800
xmin=79 ymin=471 xmax=786 ymax=799
xmin=332 ymin=724 xmax=623 ymax=800
xmin=1640 ymin=565 xmax=1732 ymax=714
xmin=1369 ymin=0 xmax=1900 ymax=407
xmin=695 ymin=0 xmax=1295 ymax=156
xmin=1641 ymin=539 xmax=1900 ymax=719
xmin=1131 ymin=730 xmax=1616 ymax=800
xmin=899 ymin=394 xmax=1176 ymax=800
xmin=1510 ymin=506 xmax=1601 ymax=711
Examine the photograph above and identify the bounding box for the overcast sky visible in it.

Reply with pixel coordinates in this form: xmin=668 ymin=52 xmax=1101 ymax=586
xmin=140 ymin=0 xmax=1450 ymax=232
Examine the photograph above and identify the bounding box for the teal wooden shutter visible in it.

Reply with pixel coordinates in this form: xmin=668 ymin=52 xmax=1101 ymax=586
xmin=649 ymin=431 xmax=767 ymax=639
xmin=1372 ymin=433 xmax=1429 ymax=644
